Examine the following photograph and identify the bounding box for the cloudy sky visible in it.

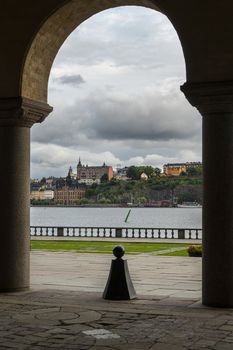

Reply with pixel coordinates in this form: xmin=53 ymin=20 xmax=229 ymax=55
xmin=31 ymin=6 xmax=202 ymax=179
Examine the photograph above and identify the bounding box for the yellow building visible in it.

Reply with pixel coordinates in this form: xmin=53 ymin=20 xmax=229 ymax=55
xmin=30 ymin=189 xmax=54 ymax=200
xmin=163 ymin=162 xmax=202 ymax=176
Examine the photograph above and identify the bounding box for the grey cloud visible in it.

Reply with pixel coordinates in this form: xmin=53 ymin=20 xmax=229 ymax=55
xmin=87 ymin=97 xmax=198 ymax=141
xmin=54 ymin=7 xmax=184 ymax=75
xmin=33 ymin=83 xmax=201 ymax=148
xmin=55 ymin=74 xmax=85 ymax=86
xmin=32 ymin=111 xmax=89 ymax=148
xmin=31 ymin=6 xmax=201 ymax=179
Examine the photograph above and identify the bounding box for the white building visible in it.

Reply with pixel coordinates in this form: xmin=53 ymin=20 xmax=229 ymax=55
xmin=140 ymin=172 xmax=148 ymax=180
xmin=77 ymin=178 xmax=101 ymax=185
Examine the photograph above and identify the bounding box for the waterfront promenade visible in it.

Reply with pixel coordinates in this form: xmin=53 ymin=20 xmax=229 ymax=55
xmin=0 ymin=251 xmax=233 ymax=349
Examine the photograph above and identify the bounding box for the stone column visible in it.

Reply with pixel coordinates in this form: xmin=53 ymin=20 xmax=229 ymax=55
xmin=181 ymin=81 xmax=233 ymax=307
xmin=0 ymin=97 xmax=52 ymax=292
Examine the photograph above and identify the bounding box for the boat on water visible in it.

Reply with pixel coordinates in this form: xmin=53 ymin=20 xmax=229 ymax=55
xmin=177 ymin=202 xmax=202 ymax=208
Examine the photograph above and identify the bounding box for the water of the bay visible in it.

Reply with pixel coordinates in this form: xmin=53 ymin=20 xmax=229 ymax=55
xmin=31 ymin=207 xmax=202 ymax=228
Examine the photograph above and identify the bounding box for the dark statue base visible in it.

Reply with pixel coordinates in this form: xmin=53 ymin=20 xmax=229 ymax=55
xmin=103 ymin=258 xmax=136 ymax=300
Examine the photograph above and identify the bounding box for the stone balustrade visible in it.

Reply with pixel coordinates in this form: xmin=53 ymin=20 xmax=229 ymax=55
xmin=30 ymin=226 xmax=202 ymax=240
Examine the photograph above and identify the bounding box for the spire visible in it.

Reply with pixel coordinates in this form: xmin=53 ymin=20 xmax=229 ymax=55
xmin=78 ymin=157 xmax=82 ymax=167
xmin=66 ymin=166 xmax=73 ymax=186
xmin=67 ymin=166 xmax=73 ymax=178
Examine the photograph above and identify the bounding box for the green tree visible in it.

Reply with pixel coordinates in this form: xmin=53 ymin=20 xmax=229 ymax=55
xmin=178 ymin=192 xmax=198 ymax=204
xmin=98 ymin=198 xmax=111 ymax=204
xmin=186 ymin=166 xmax=203 ymax=177
xmin=143 ymin=166 xmax=154 ymax=178
xmin=153 ymin=167 xmax=161 ymax=177
xmin=100 ymin=173 xmax=109 ymax=183
xmin=79 ymin=198 xmax=89 ymax=205
xmin=137 ymin=196 xmax=147 ymax=204
xmin=126 ymin=166 xmax=141 ymax=180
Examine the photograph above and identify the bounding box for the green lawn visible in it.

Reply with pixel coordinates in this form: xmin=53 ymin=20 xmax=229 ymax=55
xmin=31 ymin=240 xmax=190 ymax=256
xmin=159 ymin=249 xmax=189 ymax=257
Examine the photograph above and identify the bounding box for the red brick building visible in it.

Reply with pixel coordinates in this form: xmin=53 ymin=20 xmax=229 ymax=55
xmin=54 ymin=186 xmax=85 ymax=205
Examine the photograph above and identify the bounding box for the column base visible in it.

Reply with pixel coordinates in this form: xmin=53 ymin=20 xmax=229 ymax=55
xmin=202 ymin=301 xmax=233 ymax=308
xmin=0 ymin=287 xmax=30 ymax=293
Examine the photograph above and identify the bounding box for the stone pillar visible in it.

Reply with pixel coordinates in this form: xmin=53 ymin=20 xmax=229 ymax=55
xmin=181 ymin=82 xmax=233 ymax=307
xmin=0 ymin=97 xmax=52 ymax=292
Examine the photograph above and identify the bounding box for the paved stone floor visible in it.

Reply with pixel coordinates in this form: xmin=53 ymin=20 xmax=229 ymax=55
xmin=0 ymin=252 xmax=233 ymax=349
xmin=31 ymin=251 xmax=201 ymax=298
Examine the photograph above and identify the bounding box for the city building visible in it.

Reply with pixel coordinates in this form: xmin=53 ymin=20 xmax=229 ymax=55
xmin=163 ymin=162 xmax=202 ymax=176
xmin=114 ymin=166 xmax=129 ymax=181
xmin=67 ymin=166 xmax=76 ymax=180
xmin=30 ymin=189 xmax=54 ymax=201
xmin=30 ymin=178 xmax=40 ymax=184
xmin=45 ymin=177 xmax=56 ymax=187
xmin=54 ymin=186 xmax=85 ymax=205
xmin=76 ymin=158 xmax=113 ymax=185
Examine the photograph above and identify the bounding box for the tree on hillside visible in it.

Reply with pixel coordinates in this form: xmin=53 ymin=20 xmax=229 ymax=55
xmin=126 ymin=166 xmax=141 ymax=180
xmin=100 ymin=174 xmax=109 ymax=183
xmin=153 ymin=167 xmax=161 ymax=177
xmin=126 ymin=165 xmax=156 ymax=180
xmin=143 ymin=166 xmax=154 ymax=178
xmin=186 ymin=167 xmax=201 ymax=177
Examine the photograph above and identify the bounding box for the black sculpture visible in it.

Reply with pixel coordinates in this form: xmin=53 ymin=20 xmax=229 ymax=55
xmin=103 ymin=245 xmax=136 ymax=300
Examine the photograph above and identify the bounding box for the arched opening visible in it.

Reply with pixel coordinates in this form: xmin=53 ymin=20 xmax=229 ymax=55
xmin=1 ymin=0 xmax=233 ymax=310
xmin=29 ymin=5 xmax=202 ymax=298
xmin=31 ymin=5 xmax=201 ymax=177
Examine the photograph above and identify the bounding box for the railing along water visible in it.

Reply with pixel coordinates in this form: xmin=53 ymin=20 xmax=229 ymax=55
xmin=30 ymin=226 xmax=202 ymax=240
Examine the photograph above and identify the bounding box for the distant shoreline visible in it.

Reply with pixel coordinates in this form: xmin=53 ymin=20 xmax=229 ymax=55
xmin=31 ymin=204 xmax=143 ymax=208
xmin=30 ymin=204 xmax=119 ymax=208
xmin=30 ymin=204 xmax=200 ymax=209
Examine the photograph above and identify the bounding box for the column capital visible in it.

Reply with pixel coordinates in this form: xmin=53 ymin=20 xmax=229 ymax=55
xmin=181 ymin=81 xmax=233 ymax=115
xmin=0 ymin=97 xmax=53 ymax=127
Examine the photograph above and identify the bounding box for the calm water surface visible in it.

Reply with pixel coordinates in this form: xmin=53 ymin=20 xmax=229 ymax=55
xmin=31 ymin=207 xmax=202 ymax=228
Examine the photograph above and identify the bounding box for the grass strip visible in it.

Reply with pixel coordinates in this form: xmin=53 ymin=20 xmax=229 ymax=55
xmin=159 ymin=249 xmax=189 ymax=257
xmin=31 ymin=240 xmax=189 ymax=256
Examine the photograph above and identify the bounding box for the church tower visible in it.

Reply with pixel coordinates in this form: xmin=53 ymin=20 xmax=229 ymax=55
xmin=77 ymin=157 xmax=83 ymax=181
xmin=67 ymin=166 xmax=73 ymax=178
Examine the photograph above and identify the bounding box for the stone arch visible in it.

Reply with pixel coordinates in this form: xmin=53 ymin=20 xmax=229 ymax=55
xmin=21 ymin=0 xmax=173 ymax=103
xmin=2 ymin=0 xmax=233 ymax=308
